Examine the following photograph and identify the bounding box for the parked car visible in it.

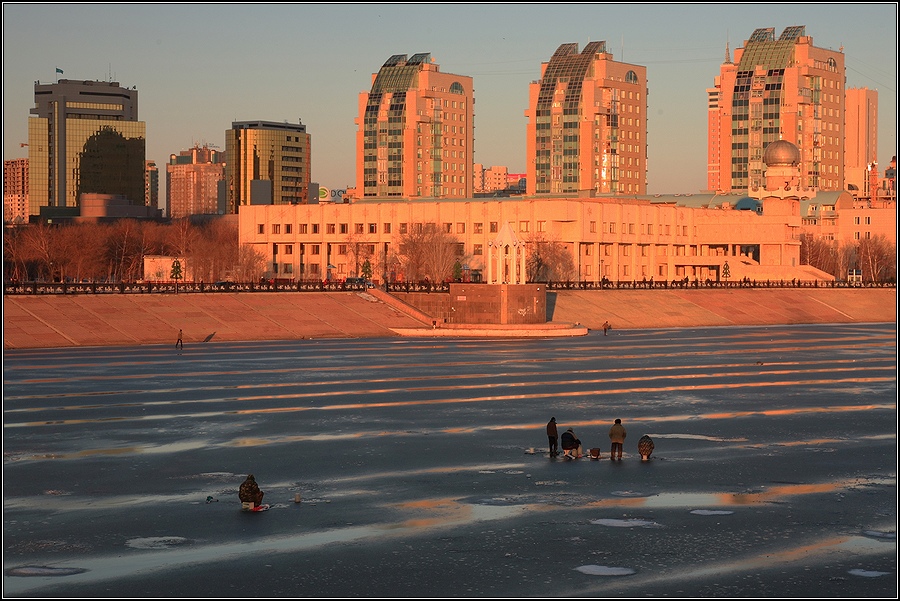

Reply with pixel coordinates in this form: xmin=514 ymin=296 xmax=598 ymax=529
xmin=344 ymin=277 xmax=374 ymax=288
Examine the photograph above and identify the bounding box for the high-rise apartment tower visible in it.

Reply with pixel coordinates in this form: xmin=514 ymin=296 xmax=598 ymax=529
xmin=167 ymin=145 xmax=225 ymax=218
xmin=525 ymin=41 xmax=648 ymax=196
xmin=4 ymin=158 xmax=29 ymax=224
xmin=707 ymin=26 xmax=846 ymax=194
xmin=224 ymin=120 xmax=311 ymax=213
xmin=27 ymin=79 xmax=146 ymax=217
xmin=844 ymin=87 xmax=878 ymax=199
xmin=355 ymin=53 xmax=474 ymax=199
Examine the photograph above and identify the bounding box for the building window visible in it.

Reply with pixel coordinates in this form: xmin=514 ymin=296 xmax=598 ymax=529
xmin=257 ymin=224 xmax=264 ymax=234
xmin=474 ymin=222 xmax=483 ymax=234
xmin=369 ymin=223 xmax=377 ymax=234
xmin=519 ymin=221 xmax=529 ymax=233
xmin=272 ymin=224 xmax=281 ymax=234
xmin=490 ymin=222 xmax=498 ymax=233
xmin=341 ymin=223 xmax=350 ymax=234
xmin=444 ymin=223 xmax=452 ymax=233
xmin=310 ymin=244 xmax=320 ymax=255
xmin=384 ymin=223 xmax=392 ymax=234
xmin=590 ymin=221 xmax=596 ymax=233
xmin=584 ymin=245 xmax=592 ymax=256
xmin=312 ymin=224 xmax=319 ymax=234
xmin=299 ymin=224 xmax=308 ymax=234
xmin=538 ymin=221 xmax=546 ymax=232
xmin=284 ymin=245 xmax=293 ymax=255
xmin=285 ymin=224 xmax=292 ymax=234
xmin=339 ymin=244 xmax=348 ymax=254
xmin=457 ymin=223 xmax=465 ymax=234
xmin=283 ymin=264 xmax=293 ymax=274
xmin=355 ymin=223 xmax=364 ymax=234
xmin=400 ymin=223 xmax=408 ymax=234
xmin=327 ymin=224 xmax=336 ymax=234
xmin=608 ymin=222 xmax=616 ymax=234
xmin=474 ymin=244 xmax=483 ymax=255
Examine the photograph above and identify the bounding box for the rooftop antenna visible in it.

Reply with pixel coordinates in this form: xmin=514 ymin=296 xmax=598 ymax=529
xmin=621 ymin=34 xmax=624 ymax=62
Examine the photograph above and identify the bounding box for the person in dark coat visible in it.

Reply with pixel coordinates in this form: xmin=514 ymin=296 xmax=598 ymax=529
xmin=560 ymin=428 xmax=583 ymax=458
xmin=546 ymin=417 xmax=559 ymax=456
xmin=239 ymin=474 xmax=264 ymax=506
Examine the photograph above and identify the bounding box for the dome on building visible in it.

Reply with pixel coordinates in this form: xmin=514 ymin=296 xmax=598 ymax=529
xmin=733 ymin=196 xmax=762 ymax=212
xmin=764 ymin=140 xmax=801 ymax=166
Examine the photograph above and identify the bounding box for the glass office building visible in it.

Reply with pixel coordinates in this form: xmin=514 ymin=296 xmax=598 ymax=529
xmin=28 ymin=79 xmax=145 ymax=217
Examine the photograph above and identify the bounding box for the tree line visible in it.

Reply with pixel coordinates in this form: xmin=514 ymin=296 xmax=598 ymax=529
xmin=4 ymin=218 xmax=892 ymax=285
xmin=3 ymin=219 xmax=264 ymax=284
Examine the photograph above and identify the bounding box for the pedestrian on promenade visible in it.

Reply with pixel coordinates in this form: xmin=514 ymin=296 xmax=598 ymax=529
xmin=602 ymin=321 xmax=611 ymax=336
xmin=546 ymin=417 xmax=558 ymax=456
xmin=609 ymin=418 xmax=626 ymax=460
xmin=176 ymin=329 xmax=183 ymax=350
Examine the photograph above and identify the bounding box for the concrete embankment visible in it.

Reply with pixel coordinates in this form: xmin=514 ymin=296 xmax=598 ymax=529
xmin=3 ymin=287 xmax=896 ymax=349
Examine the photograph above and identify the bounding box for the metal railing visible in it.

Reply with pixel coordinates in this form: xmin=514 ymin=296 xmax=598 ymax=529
xmin=3 ymin=278 xmax=893 ymax=296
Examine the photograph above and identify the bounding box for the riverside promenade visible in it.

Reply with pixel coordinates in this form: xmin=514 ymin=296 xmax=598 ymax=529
xmin=3 ymin=287 xmax=896 ymax=349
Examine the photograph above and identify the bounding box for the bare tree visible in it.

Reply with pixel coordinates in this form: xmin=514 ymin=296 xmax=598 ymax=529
xmin=857 ymin=235 xmax=896 ymax=282
xmin=525 ymin=232 xmax=575 ymax=282
xmin=234 ymin=243 xmax=266 ymax=281
xmin=398 ymin=223 xmax=462 ymax=282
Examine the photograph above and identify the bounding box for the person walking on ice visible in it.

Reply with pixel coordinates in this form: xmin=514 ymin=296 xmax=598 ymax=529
xmin=602 ymin=321 xmax=611 ymax=336
xmin=176 ymin=329 xmax=183 ymax=350
xmin=609 ymin=418 xmax=626 ymax=460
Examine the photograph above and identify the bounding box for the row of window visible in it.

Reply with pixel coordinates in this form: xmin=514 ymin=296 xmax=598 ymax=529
xmin=261 ymin=220 xmax=688 ymax=238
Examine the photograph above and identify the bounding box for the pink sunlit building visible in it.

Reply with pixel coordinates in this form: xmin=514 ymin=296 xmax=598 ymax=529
xmin=525 ymin=41 xmax=648 ymax=197
xmin=353 ymin=53 xmax=474 ymax=200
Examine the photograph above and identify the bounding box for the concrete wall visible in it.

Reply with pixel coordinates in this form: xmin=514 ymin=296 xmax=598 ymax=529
xmin=448 ymin=284 xmax=547 ymax=325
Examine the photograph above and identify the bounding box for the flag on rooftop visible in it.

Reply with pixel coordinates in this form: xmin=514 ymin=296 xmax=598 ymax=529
xmin=55 ymin=67 xmax=63 ymax=74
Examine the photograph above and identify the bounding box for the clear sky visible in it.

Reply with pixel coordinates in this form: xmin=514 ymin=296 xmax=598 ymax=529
xmin=3 ymin=3 xmax=896 ymax=196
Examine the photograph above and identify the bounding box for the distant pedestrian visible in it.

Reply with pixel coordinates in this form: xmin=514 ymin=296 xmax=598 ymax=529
xmin=546 ymin=417 xmax=558 ymax=456
xmin=602 ymin=321 xmax=611 ymax=336
xmin=176 ymin=329 xmax=183 ymax=350
xmin=609 ymin=418 xmax=626 ymax=460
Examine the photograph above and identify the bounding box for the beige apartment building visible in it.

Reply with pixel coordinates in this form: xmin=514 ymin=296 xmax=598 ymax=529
xmin=707 ymin=26 xmax=846 ymax=194
xmin=3 ymin=158 xmax=29 ymax=224
xmin=525 ymin=41 xmax=648 ymax=196
xmin=167 ymin=145 xmax=225 ymax=218
xmin=350 ymin=53 xmax=474 ymax=201
xmin=843 ymin=87 xmax=879 ymax=198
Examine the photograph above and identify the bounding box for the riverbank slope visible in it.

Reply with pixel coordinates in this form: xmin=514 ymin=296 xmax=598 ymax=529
xmin=3 ymin=287 xmax=896 ymax=349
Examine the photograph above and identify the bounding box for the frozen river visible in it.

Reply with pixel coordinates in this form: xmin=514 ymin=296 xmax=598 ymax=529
xmin=3 ymin=323 xmax=896 ymax=597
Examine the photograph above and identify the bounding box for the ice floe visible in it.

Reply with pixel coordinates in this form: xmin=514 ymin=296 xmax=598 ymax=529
xmin=574 ymin=564 xmax=635 ymax=576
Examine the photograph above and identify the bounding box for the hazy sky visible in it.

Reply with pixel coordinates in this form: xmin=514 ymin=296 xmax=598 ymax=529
xmin=3 ymin=3 xmax=896 ymax=195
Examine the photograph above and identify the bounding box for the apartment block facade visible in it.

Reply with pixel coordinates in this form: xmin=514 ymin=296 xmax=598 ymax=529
xmin=525 ymin=41 xmax=648 ymax=196
xmin=353 ymin=53 xmax=474 ymax=200
xmin=28 ymin=79 xmax=146 ymax=216
xmin=843 ymin=87 xmax=879 ymax=198
xmin=4 ymin=158 xmax=29 ymax=224
xmin=707 ymin=26 xmax=846 ymax=194
xmin=167 ymin=145 xmax=226 ymax=218
xmin=224 ymin=120 xmax=311 ymax=214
